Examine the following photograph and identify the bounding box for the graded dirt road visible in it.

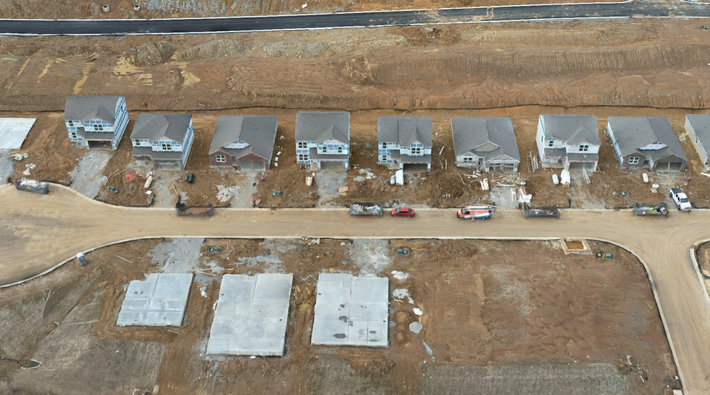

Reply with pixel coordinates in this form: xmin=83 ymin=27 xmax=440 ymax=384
xmin=2 ymin=183 xmax=710 ymax=393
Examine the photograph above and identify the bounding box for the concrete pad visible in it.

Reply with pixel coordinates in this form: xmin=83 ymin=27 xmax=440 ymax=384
xmin=117 ymin=273 xmax=193 ymax=327
xmin=0 ymin=118 xmax=35 ymax=149
xmin=206 ymin=273 xmax=293 ymax=357
xmin=311 ymin=273 xmax=389 ymax=347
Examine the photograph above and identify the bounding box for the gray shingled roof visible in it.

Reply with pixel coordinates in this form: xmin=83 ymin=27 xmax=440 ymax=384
xmin=686 ymin=114 xmax=710 ymax=153
xmin=130 ymin=113 xmax=192 ymax=143
xmin=451 ymin=117 xmax=520 ymax=162
xmin=540 ymin=115 xmax=601 ymax=146
xmin=209 ymin=116 xmax=278 ymax=162
xmin=295 ymin=112 xmax=350 ymax=144
xmin=64 ymin=96 xmax=121 ymax=124
xmin=607 ymin=116 xmax=687 ymax=161
xmin=378 ymin=116 xmax=433 ymax=147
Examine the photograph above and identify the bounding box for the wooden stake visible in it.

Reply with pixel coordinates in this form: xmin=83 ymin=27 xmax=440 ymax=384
xmin=114 ymin=254 xmax=133 ymax=264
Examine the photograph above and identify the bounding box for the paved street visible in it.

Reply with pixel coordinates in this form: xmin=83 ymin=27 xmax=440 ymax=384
xmin=2 ymin=184 xmax=710 ymax=393
xmin=1 ymin=0 xmax=710 ymax=36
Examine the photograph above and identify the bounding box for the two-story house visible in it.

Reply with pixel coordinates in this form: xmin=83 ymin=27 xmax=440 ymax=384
xmin=64 ymin=96 xmax=128 ymax=150
xmin=607 ymin=116 xmax=686 ymax=173
xmin=209 ymin=115 xmax=278 ymax=171
xmin=536 ymin=114 xmax=601 ymax=171
xmin=685 ymin=114 xmax=710 ymax=172
xmin=295 ymin=111 xmax=350 ymax=170
xmin=130 ymin=113 xmax=194 ymax=170
xmin=377 ymin=116 xmax=433 ymax=171
xmin=451 ymin=117 xmax=520 ymax=172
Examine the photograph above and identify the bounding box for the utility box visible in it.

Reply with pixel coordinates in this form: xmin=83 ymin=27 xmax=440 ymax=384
xmin=76 ymin=252 xmax=87 ymax=266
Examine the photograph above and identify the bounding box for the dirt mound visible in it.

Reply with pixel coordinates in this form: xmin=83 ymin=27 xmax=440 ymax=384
xmin=132 ymin=41 xmax=174 ymax=67
xmin=174 ymin=39 xmax=248 ymax=61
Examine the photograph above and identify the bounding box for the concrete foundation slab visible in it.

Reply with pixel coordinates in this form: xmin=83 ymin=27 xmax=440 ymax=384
xmin=117 ymin=273 xmax=193 ymax=327
xmin=206 ymin=273 xmax=293 ymax=357
xmin=0 ymin=118 xmax=36 ymax=149
xmin=311 ymin=273 xmax=389 ymax=347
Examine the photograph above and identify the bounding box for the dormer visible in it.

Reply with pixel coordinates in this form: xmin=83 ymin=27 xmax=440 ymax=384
xmin=225 ymin=140 xmax=250 ymax=149
xmin=639 ymin=141 xmax=668 ymax=151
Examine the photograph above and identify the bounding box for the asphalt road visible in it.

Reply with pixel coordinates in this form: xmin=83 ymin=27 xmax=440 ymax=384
xmin=2 ymin=184 xmax=710 ymax=393
xmin=1 ymin=0 xmax=709 ymax=36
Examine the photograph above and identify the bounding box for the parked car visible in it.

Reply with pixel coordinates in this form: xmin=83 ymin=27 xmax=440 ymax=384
xmin=457 ymin=205 xmax=495 ymax=220
xmin=669 ymin=188 xmax=691 ymax=212
xmin=390 ymin=207 xmax=415 ymax=217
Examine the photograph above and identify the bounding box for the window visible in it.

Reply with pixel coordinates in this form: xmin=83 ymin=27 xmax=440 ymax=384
xmin=463 ymin=157 xmax=474 ymax=163
xmin=548 ymin=139 xmax=554 ymax=147
xmin=133 ymin=139 xmax=140 ymax=146
xmin=579 ymin=144 xmax=589 ymax=152
xmin=411 ymin=147 xmax=422 ymax=155
xmin=321 ymin=146 xmax=327 ymax=153
xmin=161 ymin=143 xmax=171 ymax=151
xmin=216 ymin=155 xmax=226 ymax=163
xmin=68 ymin=121 xmax=74 ymax=127
xmin=380 ymin=142 xmax=387 ymax=149
xmin=70 ymin=132 xmax=77 ymax=139
xmin=381 ymin=155 xmax=387 ymax=161
xmin=297 ymin=141 xmax=307 ymax=149
xmin=337 ymin=146 xmax=343 ymax=154
xmin=298 ymin=154 xmax=308 ymax=161
xmin=95 ymin=124 xmax=103 ymax=131
xmin=628 ymin=157 xmax=640 ymax=165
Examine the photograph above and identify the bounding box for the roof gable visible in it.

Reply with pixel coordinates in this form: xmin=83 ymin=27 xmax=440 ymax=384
xmin=130 ymin=113 xmax=192 ymax=143
xmin=541 ymin=115 xmax=600 ymax=146
xmin=451 ymin=117 xmax=520 ymax=161
xmin=209 ymin=115 xmax=278 ymax=160
xmin=295 ymin=112 xmax=350 ymax=144
xmin=378 ymin=116 xmax=433 ymax=147
xmin=608 ymin=116 xmax=687 ymax=161
xmin=64 ymin=96 xmax=121 ymax=124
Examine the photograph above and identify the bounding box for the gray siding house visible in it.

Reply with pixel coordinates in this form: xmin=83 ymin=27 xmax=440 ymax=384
xmin=685 ymin=114 xmax=710 ymax=172
xmin=64 ymin=96 xmax=128 ymax=150
xmin=607 ymin=116 xmax=686 ymax=173
xmin=536 ymin=114 xmax=601 ymax=171
xmin=378 ymin=116 xmax=433 ymax=171
xmin=130 ymin=113 xmax=194 ymax=170
xmin=451 ymin=117 xmax=520 ymax=172
xmin=295 ymin=111 xmax=350 ymax=170
xmin=209 ymin=115 xmax=278 ymax=171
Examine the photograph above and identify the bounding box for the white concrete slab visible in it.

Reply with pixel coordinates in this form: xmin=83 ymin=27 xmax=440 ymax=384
xmin=311 ymin=273 xmax=389 ymax=347
xmin=0 ymin=118 xmax=36 ymax=149
xmin=117 ymin=273 xmax=193 ymax=327
xmin=206 ymin=273 xmax=293 ymax=357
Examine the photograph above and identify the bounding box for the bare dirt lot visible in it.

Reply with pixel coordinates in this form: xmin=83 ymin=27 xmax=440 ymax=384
xmin=0 ymin=239 xmax=678 ymax=394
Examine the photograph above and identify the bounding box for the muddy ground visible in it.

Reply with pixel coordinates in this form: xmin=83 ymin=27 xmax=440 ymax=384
xmin=0 ymin=238 xmax=678 ymax=394
xmin=1 ymin=21 xmax=710 ymax=112
xmin=6 ymin=107 xmax=710 ymax=210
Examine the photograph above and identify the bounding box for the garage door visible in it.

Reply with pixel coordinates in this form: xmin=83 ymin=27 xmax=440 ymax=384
xmin=240 ymin=160 xmax=265 ymax=171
